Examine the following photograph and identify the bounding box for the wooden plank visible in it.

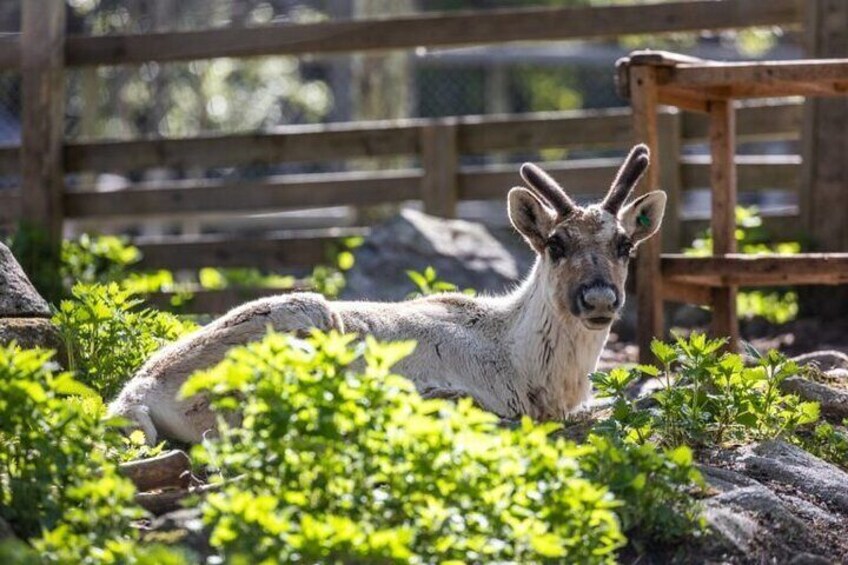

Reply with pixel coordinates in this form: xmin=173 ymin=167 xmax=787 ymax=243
xmin=0 ymin=191 xmax=20 ymax=223
xmin=658 ymin=111 xmax=682 ymax=252
xmin=134 ymin=228 xmax=367 ymax=271
xmin=680 ymin=155 xmax=801 ymax=190
xmin=707 ymin=98 xmax=738 ymax=346
xmin=64 ymin=122 xmax=422 ymax=173
xmin=0 ymin=35 xmax=19 ymax=71
xmin=680 ymin=213 xmax=801 ymax=245
xmin=420 ymin=122 xmax=459 ymax=218
xmin=61 ymin=110 xmax=635 ymax=173
xmin=64 ymin=170 xmax=421 ymax=218
xmin=630 ymin=65 xmax=665 ymax=363
xmin=667 ymin=60 xmax=848 ymax=91
xmin=0 ymin=146 xmax=17 ymax=173
xmin=458 ymin=108 xmax=633 ymax=153
xmin=459 ymin=159 xmax=618 ymax=201
xmin=682 ymin=101 xmax=802 ymax=143
xmin=662 ymin=280 xmax=711 ymax=305
xmin=62 ymin=0 xmax=801 ymax=67
xmin=20 ymin=0 xmax=66 ymax=245
xmin=662 ymin=254 xmax=848 ymax=287
xmin=800 ymin=0 xmax=848 ymax=319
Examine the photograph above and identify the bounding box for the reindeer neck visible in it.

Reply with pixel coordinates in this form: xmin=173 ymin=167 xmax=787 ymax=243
xmin=502 ymin=259 xmax=609 ymax=418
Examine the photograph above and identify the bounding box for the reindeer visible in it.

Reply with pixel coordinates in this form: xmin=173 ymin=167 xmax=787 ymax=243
xmin=109 ymin=144 xmax=666 ymax=445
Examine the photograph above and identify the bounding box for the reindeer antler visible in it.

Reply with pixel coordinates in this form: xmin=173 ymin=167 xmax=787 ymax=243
xmin=602 ymin=144 xmax=650 ymax=214
xmin=519 ymin=163 xmax=576 ymax=219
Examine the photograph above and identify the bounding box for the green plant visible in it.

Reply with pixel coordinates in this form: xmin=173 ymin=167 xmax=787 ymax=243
xmin=0 ymin=343 xmax=189 ymax=563
xmin=579 ymin=435 xmax=704 ymax=546
xmin=183 ymin=331 xmax=626 ymax=563
xmin=53 ymin=282 xmax=197 ymax=399
xmin=61 ymin=234 xmax=142 ymax=287
xmin=406 ymin=266 xmax=476 ymax=298
xmin=686 ymin=206 xmax=800 ymax=324
xmin=801 ymin=420 xmax=848 ymax=470
xmin=592 ymin=334 xmax=820 ymax=449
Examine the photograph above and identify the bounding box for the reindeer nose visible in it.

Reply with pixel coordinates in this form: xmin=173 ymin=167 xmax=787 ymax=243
xmin=578 ymin=284 xmax=619 ymax=314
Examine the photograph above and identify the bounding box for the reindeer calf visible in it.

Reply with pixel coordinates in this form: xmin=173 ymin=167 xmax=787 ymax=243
xmin=109 ymin=145 xmax=666 ymax=444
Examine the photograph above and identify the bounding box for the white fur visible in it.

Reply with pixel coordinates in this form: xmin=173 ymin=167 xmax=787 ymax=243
xmin=108 ymin=154 xmax=663 ymax=445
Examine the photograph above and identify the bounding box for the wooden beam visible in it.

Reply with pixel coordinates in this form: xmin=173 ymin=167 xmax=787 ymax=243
xmin=680 ymin=155 xmax=801 ymax=191
xmin=658 ymin=111 xmax=682 ymax=252
xmin=662 ymin=254 xmax=848 ymax=287
xmin=630 ymin=65 xmax=664 ymax=363
xmin=707 ymin=99 xmax=739 ymax=346
xmin=59 ymin=0 xmax=801 ymax=67
xmin=662 ymin=279 xmax=711 ymax=305
xmin=682 ymin=101 xmax=802 ymax=143
xmin=420 ymin=122 xmax=459 ymax=218
xmin=64 ymin=170 xmax=421 ymax=218
xmin=134 ymin=229 xmax=367 ymax=271
xmin=19 ymin=0 xmax=66 ymax=294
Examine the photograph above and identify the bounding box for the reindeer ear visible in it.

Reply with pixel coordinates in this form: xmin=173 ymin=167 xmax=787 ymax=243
xmin=508 ymin=187 xmax=555 ymax=253
xmin=619 ymin=191 xmax=667 ymax=245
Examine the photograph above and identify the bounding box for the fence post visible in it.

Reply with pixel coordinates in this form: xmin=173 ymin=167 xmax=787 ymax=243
xmin=800 ymin=0 xmax=848 ymax=319
xmin=657 ymin=109 xmax=682 ymax=252
xmin=19 ymin=0 xmax=66 ymax=298
xmin=420 ymin=121 xmax=459 ymax=218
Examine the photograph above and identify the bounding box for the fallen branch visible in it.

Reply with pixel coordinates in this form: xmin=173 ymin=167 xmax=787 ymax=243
xmin=119 ymin=450 xmax=192 ymax=492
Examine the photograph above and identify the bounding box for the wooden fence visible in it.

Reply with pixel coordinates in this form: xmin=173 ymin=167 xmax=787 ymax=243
xmin=0 ymin=0 xmax=809 ymax=310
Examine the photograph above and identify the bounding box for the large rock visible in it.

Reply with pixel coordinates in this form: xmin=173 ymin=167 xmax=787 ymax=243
xmin=0 ymin=242 xmax=63 ymax=357
xmin=0 ymin=243 xmax=50 ymax=317
xmin=342 ymin=209 xmax=533 ymax=301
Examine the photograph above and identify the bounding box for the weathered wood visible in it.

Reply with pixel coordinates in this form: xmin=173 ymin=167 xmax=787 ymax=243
xmin=64 ymin=170 xmax=421 ymax=218
xmin=630 ymin=65 xmax=664 ymax=364
xmin=658 ymin=111 xmax=682 ymax=252
xmin=20 ymin=0 xmax=66 ymax=245
xmin=420 ymin=122 xmax=459 ymax=218
xmin=459 ymin=159 xmax=618 ymax=201
xmin=680 ymin=155 xmax=800 ymax=191
xmin=662 ymin=254 xmax=848 ymax=287
xmin=800 ymin=0 xmax=848 ymax=319
xmin=682 ymin=101 xmax=802 ymax=143
xmin=668 ymin=60 xmax=848 ymax=92
xmin=118 ymin=450 xmax=192 ymax=493
xmin=58 ymin=0 xmax=800 ymax=67
xmin=707 ymin=98 xmax=739 ymax=346
xmin=680 ymin=213 xmax=801 ymax=245
xmin=135 ymin=229 xmax=367 ymax=271
xmin=662 ymin=280 xmax=711 ymax=305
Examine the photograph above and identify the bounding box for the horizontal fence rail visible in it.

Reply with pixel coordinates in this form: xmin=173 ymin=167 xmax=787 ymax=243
xmin=0 ymin=0 xmax=802 ymax=70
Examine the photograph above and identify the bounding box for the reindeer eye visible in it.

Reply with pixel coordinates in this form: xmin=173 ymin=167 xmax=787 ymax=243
xmin=546 ymin=235 xmax=569 ymax=262
xmin=616 ymin=237 xmax=633 ymax=259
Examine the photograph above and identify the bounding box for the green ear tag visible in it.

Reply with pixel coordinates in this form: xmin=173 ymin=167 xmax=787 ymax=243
xmin=637 ymin=211 xmax=651 ymax=228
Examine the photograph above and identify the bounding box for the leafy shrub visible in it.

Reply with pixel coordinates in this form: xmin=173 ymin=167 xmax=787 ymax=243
xmin=183 ymin=331 xmax=626 ymax=563
xmin=592 ymin=334 xmax=820 ymax=449
xmin=53 ymin=282 xmax=197 ymax=399
xmin=61 ymin=234 xmax=142 ymax=287
xmin=0 ymin=343 xmax=187 ymax=563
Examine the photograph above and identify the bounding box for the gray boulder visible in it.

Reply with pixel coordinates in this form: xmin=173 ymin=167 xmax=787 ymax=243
xmin=0 ymin=242 xmax=50 ymax=317
xmin=0 ymin=242 xmax=62 ymax=357
xmin=342 ymin=209 xmax=533 ymax=301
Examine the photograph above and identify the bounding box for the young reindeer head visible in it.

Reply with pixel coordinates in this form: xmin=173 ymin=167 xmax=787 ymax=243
xmin=508 ymin=144 xmax=666 ymax=331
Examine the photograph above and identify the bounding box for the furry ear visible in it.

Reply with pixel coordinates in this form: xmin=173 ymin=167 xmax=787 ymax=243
xmin=508 ymin=187 xmax=555 ymax=253
xmin=618 ymin=191 xmax=667 ymax=245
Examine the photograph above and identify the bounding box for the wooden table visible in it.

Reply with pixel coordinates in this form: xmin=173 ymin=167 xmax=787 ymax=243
xmin=616 ymin=51 xmax=848 ymax=362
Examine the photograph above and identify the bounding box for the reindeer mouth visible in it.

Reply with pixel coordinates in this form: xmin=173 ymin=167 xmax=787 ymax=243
xmin=584 ymin=316 xmax=613 ymax=330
